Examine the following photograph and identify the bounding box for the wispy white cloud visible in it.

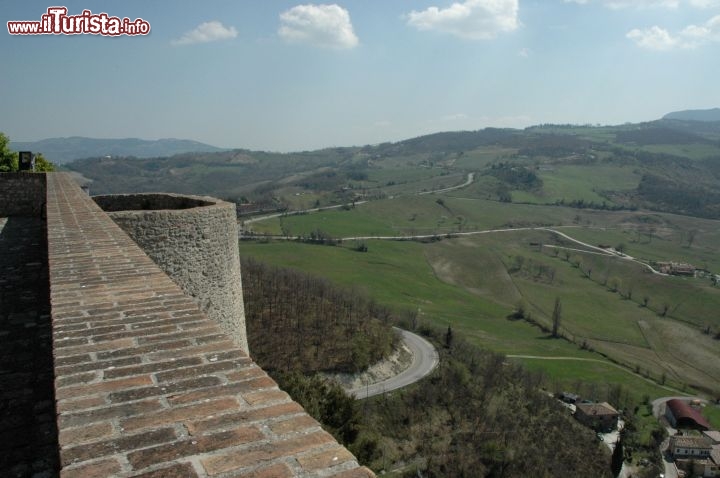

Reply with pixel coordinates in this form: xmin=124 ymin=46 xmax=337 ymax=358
xmin=426 ymin=113 xmax=531 ymax=128
xmin=474 ymin=114 xmax=533 ymax=128
xmin=627 ymin=14 xmax=720 ymax=50
xmin=688 ymin=0 xmax=720 ymax=7
xmin=564 ymin=0 xmax=679 ymax=7
xmin=610 ymin=0 xmax=679 ymax=7
xmin=406 ymin=0 xmax=519 ymax=40
xmin=279 ymin=4 xmax=359 ymax=49
xmin=440 ymin=113 xmax=470 ymax=122
xmin=565 ymin=0 xmax=720 ymax=50
xmin=519 ymin=47 xmax=531 ymax=57
xmin=626 ymin=26 xmax=682 ymax=50
xmin=172 ymin=21 xmax=238 ymax=46
xmin=682 ymin=14 xmax=720 ymax=41
xmin=565 ymin=0 xmax=720 ymax=7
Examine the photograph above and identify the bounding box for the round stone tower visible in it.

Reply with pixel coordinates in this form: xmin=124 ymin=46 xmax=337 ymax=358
xmin=93 ymin=193 xmax=248 ymax=352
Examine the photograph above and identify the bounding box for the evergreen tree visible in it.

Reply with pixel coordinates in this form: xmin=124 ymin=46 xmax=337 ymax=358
xmin=445 ymin=325 xmax=454 ymax=349
xmin=611 ymin=438 xmax=624 ymax=477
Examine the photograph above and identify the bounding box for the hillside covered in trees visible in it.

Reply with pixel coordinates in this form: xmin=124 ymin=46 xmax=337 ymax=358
xmin=242 ymin=257 xmax=397 ymax=374
xmin=242 ymin=259 xmax=612 ymax=477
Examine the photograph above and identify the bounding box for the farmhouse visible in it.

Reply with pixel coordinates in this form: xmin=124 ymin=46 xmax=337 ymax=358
xmin=575 ymin=402 xmax=619 ymax=432
xmin=670 ymin=435 xmax=713 ymax=458
xmin=670 ymin=436 xmax=720 ymax=478
xmin=665 ymin=399 xmax=712 ymax=431
xmin=657 ymin=261 xmax=697 ymax=276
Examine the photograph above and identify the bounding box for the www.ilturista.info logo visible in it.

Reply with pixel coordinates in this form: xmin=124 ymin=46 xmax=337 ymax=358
xmin=7 ymin=7 xmax=150 ymax=36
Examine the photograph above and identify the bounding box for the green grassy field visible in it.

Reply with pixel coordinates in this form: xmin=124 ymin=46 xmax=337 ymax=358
xmin=347 ymin=167 xmax=464 ymax=197
xmin=704 ymin=405 xmax=720 ymax=429
xmin=249 ymin=195 xmax=605 ymax=237
xmin=511 ymin=165 xmax=641 ymax=205
xmin=269 ymin=209 xmax=398 ymax=238
xmin=239 ymin=233 xmax=710 ymax=401
xmin=365 ymin=167 xmax=441 ymax=184
xmin=560 ymin=247 xmax=720 ymax=328
xmin=641 ymin=143 xmax=720 ymax=160
xmin=423 ymin=231 xmax=720 ymax=391
xmin=514 ymin=357 xmax=677 ymax=400
xmin=273 ymin=187 xmax=324 ymax=210
xmin=240 ymin=240 xmax=592 ymax=358
xmin=242 ymin=194 xmax=720 ymax=397
xmin=452 ymin=146 xmax=517 ymax=169
xmin=560 ymin=220 xmax=720 ymax=272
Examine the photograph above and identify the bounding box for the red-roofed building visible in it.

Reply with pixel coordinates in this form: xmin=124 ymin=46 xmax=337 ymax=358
xmin=665 ymin=399 xmax=712 ymax=431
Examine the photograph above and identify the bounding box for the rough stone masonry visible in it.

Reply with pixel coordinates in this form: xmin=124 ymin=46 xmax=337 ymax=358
xmin=93 ymin=193 xmax=248 ymax=353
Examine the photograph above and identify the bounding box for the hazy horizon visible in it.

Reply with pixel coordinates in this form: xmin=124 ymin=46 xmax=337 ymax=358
xmin=4 ymin=0 xmax=720 ymax=152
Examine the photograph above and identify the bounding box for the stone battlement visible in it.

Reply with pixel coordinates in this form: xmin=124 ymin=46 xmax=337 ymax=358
xmin=93 ymin=192 xmax=248 ymax=352
xmin=0 ymin=172 xmax=373 ymax=478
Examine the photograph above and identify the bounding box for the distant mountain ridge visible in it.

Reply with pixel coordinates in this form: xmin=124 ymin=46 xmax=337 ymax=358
xmin=663 ymin=108 xmax=720 ymax=122
xmin=9 ymin=136 xmax=226 ymax=164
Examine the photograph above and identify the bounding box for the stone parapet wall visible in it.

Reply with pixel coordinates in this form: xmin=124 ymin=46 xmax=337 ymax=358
xmin=0 ymin=172 xmax=46 ymax=216
xmin=93 ymin=193 xmax=248 ymax=352
xmin=93 ymin=194 xmax=213 ymax=212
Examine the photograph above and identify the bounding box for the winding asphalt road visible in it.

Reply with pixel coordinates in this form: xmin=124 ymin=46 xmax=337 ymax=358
xmin=347 ymin=328 xmax=439 ymax=399
xmin=418 ymin=172 xmax=475 ymax=195
xmin=242 ymin=200 xmax=369 ymax=225
xmin=540 ymin=228 xmax=663 ymax=275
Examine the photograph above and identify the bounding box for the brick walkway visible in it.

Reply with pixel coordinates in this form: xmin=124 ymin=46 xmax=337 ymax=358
xmin=44 ymin=173 xmax=374 ymax=477
xmin=0 ymin=216 xmax=59 ymax=477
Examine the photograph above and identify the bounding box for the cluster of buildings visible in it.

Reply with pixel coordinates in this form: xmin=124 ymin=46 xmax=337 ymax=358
xmin=669 ymin=432 xmax=720 ymax=477
xmin=657 ymin=261 xmax=697 ymax=276
xmin=665 ymin=399 xmax=720 ymax=478
xmin=558 ymin=392 xmax=720 ymax=477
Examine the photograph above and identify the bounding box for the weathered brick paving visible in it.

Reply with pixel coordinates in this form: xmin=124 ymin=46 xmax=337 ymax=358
xmin=45 ymin=173 xmax=374 ymax=478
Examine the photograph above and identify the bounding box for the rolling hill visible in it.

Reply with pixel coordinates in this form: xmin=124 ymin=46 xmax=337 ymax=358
xmin=67 ymin=116 xmax=720 ymax=219
xmin=663 ymin=107 xmax=720 ymax=122
xmin=10 ymin=136 xmax=225 ymax=164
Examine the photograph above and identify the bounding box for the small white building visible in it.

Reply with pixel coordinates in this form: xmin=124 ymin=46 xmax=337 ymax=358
xmin=670 ymin=435 xmax=720 ymax=478
xmin=670 ymin=435 xmax=712 ymax=458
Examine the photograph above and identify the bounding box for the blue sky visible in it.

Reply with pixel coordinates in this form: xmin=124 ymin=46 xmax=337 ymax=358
xmin=3 ymin=0 xmax=720 ymax=151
